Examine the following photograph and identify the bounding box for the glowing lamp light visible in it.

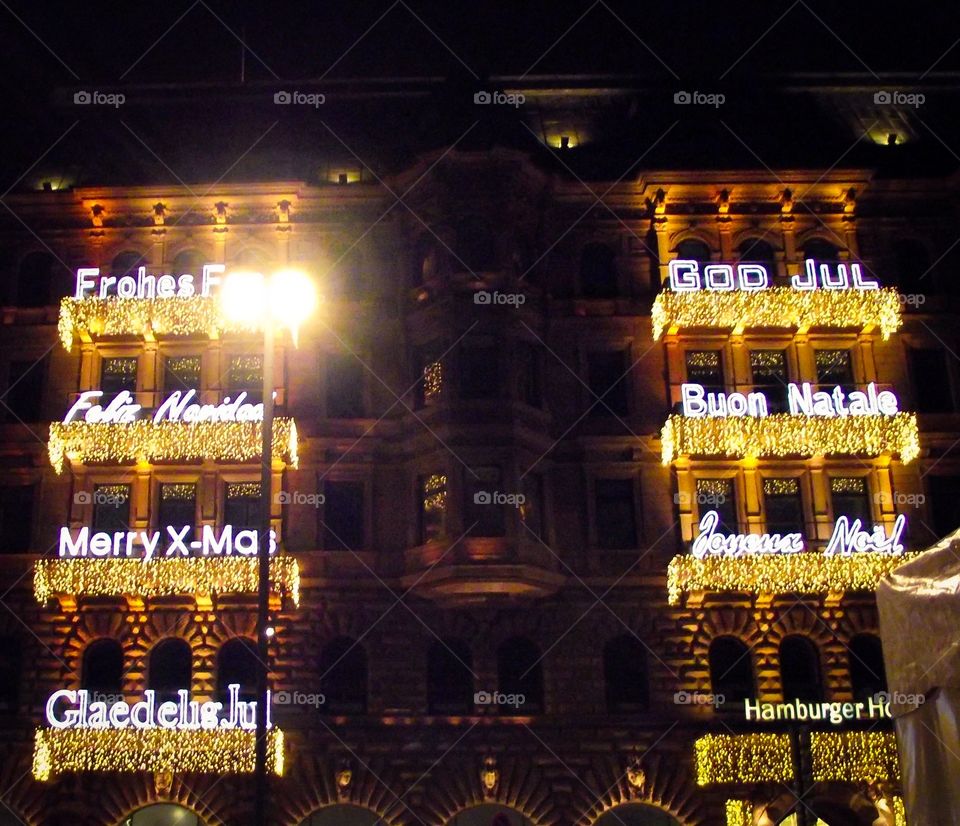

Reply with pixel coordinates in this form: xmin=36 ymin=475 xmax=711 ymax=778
xmin=220 ymin=270 xmax=269 ymax=327
xmin=269 ymin=268 xmax=318 ymax=347
xmin=221 ymin=268 xmax=318 ymax=346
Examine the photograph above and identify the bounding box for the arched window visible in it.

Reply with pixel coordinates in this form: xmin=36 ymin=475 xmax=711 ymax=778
xmin=454 ymin=219 xmax=496 ymax=273
xmin=124 ymin=803 xmax=204 ymax=826
xmin=595 ymin=803 xmax=682 ymax=826
xmin=320 ymin=636 xmax=367 ymax=713
xmin=737 ymin=238 xmax=776 ymax=266
xmin=148 ymin=638 xmax=192 ymax=703
xmin=779 ymin=635 xmax=823 ymax=702
xmin=802 ymin=238 xmax=840 ymax=262
xmin=676 ymin=239 xmax=712 ymax=265
xmin=427 ymin=638 xmax=473 ymax=715
xmin=893 ymin=239 xmax=933 ymax=294
xmin=16 ymin=251 xmax=56 ymax=308
xmin=496 ymin=636 xmax=543 ymax=714
xmin=171 ymin=248 xmax=203 ymax=275
xmin=604 ymin=635 xmax=649 ymax=712
xmin=82 ymin=638 xmax=124 ymax=697
xmin=446 ymin=804 xmax=534 ymax=826
xmin=849 ymin=633 xmax=888 ymax=702
xmin=216 ymin=637 xmax=258 ymax=704
xmin=233 ymin=247 xmax=270 ymax=268
xmin=0 ymin=637 xmax=21 ymax=712
xmin=579 ymin=242 xmax=618 ymax=298
xmin=112 ymin=250 xmax=148 ymax=276
xmin=709 ymin=636 xmax=755 ymax=709
xmin=298 ymin=805 xmax=382 ymax=826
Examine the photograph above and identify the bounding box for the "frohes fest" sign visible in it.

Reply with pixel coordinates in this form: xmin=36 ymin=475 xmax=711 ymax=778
xmin=74 ymin=264 xmax=224 ymax=300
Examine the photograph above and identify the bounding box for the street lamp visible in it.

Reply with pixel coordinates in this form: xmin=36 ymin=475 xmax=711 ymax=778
xmin=220 ymin=267 xmax=318 ymax=826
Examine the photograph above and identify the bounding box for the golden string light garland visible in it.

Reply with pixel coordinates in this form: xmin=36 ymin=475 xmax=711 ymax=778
xmin=667 ymin=553 xmax=919 ymax=605
xmin=32 ymin=727 xmax=284 ymax=780
xmin=48 ymin=419 xmax=298 ymax=473
xmin=694 ymin=733 xmax=794 ymax=785
xmin=34 ymin=556 xmax=300 ymax=607
xmin=810 ymin=731 xmax=900 ymax=782
xmin=661 ymin=412 xmax=919 ymax=465
xmin=651 ymin=287 xmax=902 ymax=340
xmin=724 ymin=800 xmax=752 ymax=826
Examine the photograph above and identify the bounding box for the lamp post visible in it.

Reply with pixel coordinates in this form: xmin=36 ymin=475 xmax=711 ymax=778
xmin=220 ymin=268 xmax=317 ymax=826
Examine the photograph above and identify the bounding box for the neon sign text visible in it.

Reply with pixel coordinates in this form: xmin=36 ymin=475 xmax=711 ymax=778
xmin=64 ymin=389 xmax=263 ymax=425
xmin=680 ymin=382 xmax=899 ymax=418
xmin=667 ymin=259 xmax=879 ymax=292
xmin=74 ymin=265 xmax=224 ymax=300
xmin=58 ymin=525 xmax=278 ymax=561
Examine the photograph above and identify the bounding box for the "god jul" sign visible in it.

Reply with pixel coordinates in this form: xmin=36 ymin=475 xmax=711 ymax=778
xmin=667 ymin=259 xmax=879 ymax=292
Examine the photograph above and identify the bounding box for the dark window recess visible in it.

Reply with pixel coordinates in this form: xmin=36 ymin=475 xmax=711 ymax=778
xmin=697 ymin=478 xmax=737 ymax=533
xmin=738 ymin=238 xmax=776 ymax=266
xmin=815 ymin=349 xmax=854 ymax=393
xmin=320 ymin=637 xmax=367 ymax=713
xmin=227 ymin=355 xmax=263 ymax=404
xmin=594 ymin=478 xmax=637 ymax=549
xmin=216 ymin=638 xmax=258 ymax=704
xmin=100 ymin=357 xmax=138 ymax=404
xmin=159 ymin=483 xmax=196 ymax=546
xmin=519 ymin=475 xmax=544 ymax=540
xmin=454 ymin=219 xmax=496 ymax=272
xmin=82 ymin=639 xmax=124 ymax=697
xmin=894 ymin=239 xmax=933 ymax=294
xmin=604 ymin=636 xmax=649 ymax=713
xmin=830 ymin=477 xmax=871 ymax=525
xmin=849 ymin=634 xmax=888 ymax=702
xmin=464 ymin=467 xmax=505 ymax=537
xmin=0 ymin=637 xmax=20 ymax=712
xmin=763 ymin=478 xmax=804 ymax=536
xmin=676 ymin=239 xmax=711 ymax=265
xmin=418 ymin=474 xmax=446 ymax=544
xmin=709 ymin=636 xmax=755 ymax=709
xmin=579 ymin=243 xmax=618 ymax=298
xmin=497 ymin=637 xmax=543 ymax=714
xmin=685 ymin=350 xmax=724 ymax=395
xmin=802 ymin=239 xmax=840 ymax=262
xmin=148 ymin=639 xmax=192 ymax=703
xmin=587 ymin=350 xmax=629 ymax=417
xmin=3 ymin=358 xmax=45 ymax=422
xmin=322 ymin=481 xmax=364 ymax=550
xmin=326 ymin=353 xmax=365 ymax=418
xmin=780 ymin=636 xmax=823 ymax=702
xmin=928 ymin=476 xmax=960 ymax=538
xmin=908 ymin=348 xmax=954 ymax=413
xmin=16 ymin=251 xmax=56 ymax=308
xmin=0 ymin=485 xmax=33 ymax=552
xmin=224 ymin=483 xmax=261 ymax=533
xmin=92 ymin=484 xmax=131 ymax=533
xmin=427 ymin=639 xmax=473 ymax=715
xmin=459 ymin=345 xmax=499 ymax=399
xmin=163 ymin=356 xmax=201 ymax=395
xmin=750 ymin=350 xmax=789 ymax=413
xmin=516 ymin=342 xmax=542 ymax=408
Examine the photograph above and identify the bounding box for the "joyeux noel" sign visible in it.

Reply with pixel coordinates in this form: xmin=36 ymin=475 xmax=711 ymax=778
xmin=667 ymin=259 xmax=879 ymax=293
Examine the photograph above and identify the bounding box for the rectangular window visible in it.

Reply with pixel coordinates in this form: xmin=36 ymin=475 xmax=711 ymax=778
xmin=763 ymin=478 xmax=804 ymax=535
xmin=224 ymin=482 xmax=262 ymax=532
xmin=326 ymin=353 xmax=365 ymax=418
xmin=322 ymin=481 xmax=365 ymax=550
xmin=685 ymin=350 xmax=724 ymax=394
xmin=516 ymin=342 xmax=542 ymax=408
xmin=750 ymin=349 xmax=789 ymax=413
xmin=0 ymin=486 xmax=33 ymax=552
xmin=415 ymin=346 xmax=443 ymax=409
xmin=418 ymin=474 xmax=447 ymax=544
xmin=697 ymin=478 xmax=737 ymax=533
xmin=519 ymin=474 xmax=544 ymax=540
xmin=815 ymin=349 xmax=854 ymax=392
xmin=92 ymin=484 xmax=132 ymax=533
xmin=594 ymin=478 xmax=637 ymax=549
xmin=227 ymin=355 xmax=263 ymax=404
xmin=459 ymin=345 xmax=499 ymax=400
xmin=158 ymin=483 xmax=197 ymax=546
xmin=587 ymin=350 xmax=629 ymax=417
xmin=463 ymin=467 xmax=506 ymax=537
xmin=908 ymin=348 xmax=954 ymax=413
xmin=830 ymin=477 xmax=871 ymax=524
xmin=163 ymin=355 xmax=201 ymax=395
xmin=928 ymin=475 xmax=960 ymax=538
xmin=4 ymin=359 xmax=45 ymax=423
xmin=100 ymin=357 xmax=138 ymax=402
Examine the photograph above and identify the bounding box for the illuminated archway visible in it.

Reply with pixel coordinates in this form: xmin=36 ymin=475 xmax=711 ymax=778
xmin=117 ymin=803 xmax=204 ymax=826
xmin=297 ymin=804 xmax=385 ymax=825
xmin=447 ymin=804 xmax=534 ymax=826
xmin=594 ymin=803 xmax=681 ymax=826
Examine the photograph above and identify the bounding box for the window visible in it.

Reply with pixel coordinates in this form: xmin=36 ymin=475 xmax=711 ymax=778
xmin=604 ymin=636 xmax=649 ymax=713
xmin=763 ymin=478 xmax=804 ymax=536
xmin=849 ymin=634 xmax=887 ymax=702
xmin=82 ymin=638 xmax=124 ymax=697
xmin=325 ymin=353 xmax=365 ymax=418
xmin=418 ymin=474 xmax=446 ymax=544
xmin=16 ymin=251 xmax=56 ymax=307
xmin=579 ymin=243 xmax=618 ymax=298
xmin=928 ymin=476 xmax=960 ymax=538
xmin=163 ymin=355 xmax=201 ymax=396
xmin=172 ymin=249 xmax=203 ymax=276
xmin=750 ymin=350 xmax=789 ymax=413
xmin=0 ymin=486 xmax=33 ymax=552
xmin=320 ymin=637 xmax=367 ymax=713
xmin=738 ymin=238 xmax=776 ymax=267
xmin=697 ymin=478 xmax=736 ymax=533
xmin=779 ymin=636 xmax=823 ymax=702
xmin=0 ymin=638 xmax=20 ymax=712
xmin=464 ymin=467 xmax=505 ymax=537
xmin=587 ymin=350 xmax=629 ymax=417
xmin=112 ymin=250 xmax=147 ymax=276
xmin=815 ymin=349 xmax=854 ymax=393
xmin=427 ymin=639 xmax=473 ymax=715
xmin=148 ymin=639 xmax=192 ymax=703
xmin=685 ymin=350 xmax=723 ymax=395
xmin=227 ymin=355 xmax=263 ymax=404
xmin=519 ymin=475 xmax=544 ymax=540
xmin=459 ymin=344 xmax=499 ymax=400
xmin=92 ymin=484 xmax=131 ymax=533
xmin=497 ymin=637 xmax=543 ymax=714
xmin=893 ymin=239 xmax=932 ymax=294
xmin=321 ymin=481 xmax=364 ymax=550
xmin=802 ymin=239 xmax=840 ymax=262
xmin=3 ymin=358 xmax=45 ymax=422
xmin=516 ymin=342 xmax=542 ymax=408
xmin=415 ymin=347 xmax=443 ymax=408
xmin=830 ymin=477 xmax=871 ymax=525
xmin=159 ymin=483 xmax=197 ymax=546
xmin=100 ymin=357 xmax=138 ymax=403
xmin=594 ymin=478 xmax=637 ymax=549
xmin=709 ymin=636 xmax=754 ymax=709
xmin=908 ymin=348 xmax=954 ymax=413
xmin=224 ymin=482 xmax=261 ymax=532
xmin=676 ymin=239 xmax=711 ymax=265
xmin=216 ymin=638 xmax=258 ymax=704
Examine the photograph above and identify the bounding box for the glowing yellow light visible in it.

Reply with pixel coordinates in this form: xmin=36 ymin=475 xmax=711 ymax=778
xmin=660 ymin=413 xmax=919 ymax=465
xmin=694 ymin=733 xmax=793 ymax=785
xmin=47 ymin=418 xmax=298 ymax=474
xmin=725 ymin=800 xmax=752 ymax=826
xmin=34 ymin=556 xmax=300 ymax=607
xmin=220 ymin=268 xmax=318 ymax=347
xmin=809 ymin=731 xmax=899 ymax=783
xmin=220 ymin=270 xmax=269 ymax=327
xmin=667 ymin=553 xmax=920 ymax=605
xmin=32 ymin=727 xmax=284 ymax=780
xmin=651 ymin=287 xmax=902 ymax=340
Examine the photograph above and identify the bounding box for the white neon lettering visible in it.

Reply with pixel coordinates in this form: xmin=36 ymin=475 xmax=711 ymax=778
xmin=73 ymin=264 xmax=223 ymax=301
xmin=823 ymin=514 xmax=906 ymax=556
xmin=691 ymin=510 xmax=803 ymax=558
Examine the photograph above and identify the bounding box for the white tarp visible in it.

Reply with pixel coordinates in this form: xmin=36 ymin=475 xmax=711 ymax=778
xmin=877 ymin=528 xmax=960 ymax=825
